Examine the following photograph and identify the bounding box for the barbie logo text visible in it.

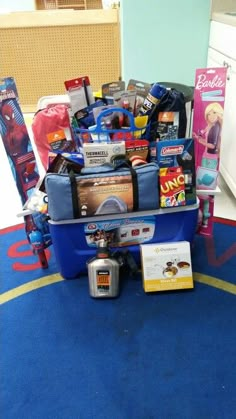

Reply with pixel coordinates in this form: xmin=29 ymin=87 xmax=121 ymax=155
xmin=195 ymin=74 xmax=225 ymax=90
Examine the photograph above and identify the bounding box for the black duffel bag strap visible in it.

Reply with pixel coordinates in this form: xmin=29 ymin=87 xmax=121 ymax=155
xmin=69 ymin=169 xmax=80 ymax=219
xmin=129 ymin=165 xmax=139 ymax=211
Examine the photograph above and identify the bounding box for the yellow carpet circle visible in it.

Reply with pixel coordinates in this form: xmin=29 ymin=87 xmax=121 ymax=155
xmin=1 ymin=272 xmax=236 ymax=305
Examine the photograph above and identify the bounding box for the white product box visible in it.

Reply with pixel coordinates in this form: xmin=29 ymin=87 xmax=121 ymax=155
xmin=140 ymin=241 xmax=193 ymax=292
xmin=83 ymin=141 xmax=125 ymax=167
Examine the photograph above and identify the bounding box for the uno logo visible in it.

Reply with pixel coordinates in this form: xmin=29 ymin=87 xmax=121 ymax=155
xmin=161 ymin=174 xmax=185 ymax=194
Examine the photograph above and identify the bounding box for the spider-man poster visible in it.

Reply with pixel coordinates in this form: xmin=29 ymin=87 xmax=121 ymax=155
xmin=0 ymin=77 xmax=51 ymax=266
xmin=0 ymin=77 xmax=39 ymax=205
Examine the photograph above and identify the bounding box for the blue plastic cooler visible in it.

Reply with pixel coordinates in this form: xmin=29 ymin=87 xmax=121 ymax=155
xmin=49 ymin=200 xmax=199 ymax=279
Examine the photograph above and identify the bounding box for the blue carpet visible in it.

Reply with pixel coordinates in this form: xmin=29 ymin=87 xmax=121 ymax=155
xmin=1 ymin=219 xmax=236 ymax=419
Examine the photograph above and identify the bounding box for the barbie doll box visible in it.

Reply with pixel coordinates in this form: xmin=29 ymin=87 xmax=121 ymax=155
xmin=192 ymin=67 xmax=227 ymax=190
xmin=140 ymin=241 xmax=193 ymax=292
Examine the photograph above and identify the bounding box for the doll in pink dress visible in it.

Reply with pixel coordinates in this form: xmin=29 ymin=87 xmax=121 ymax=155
xmin=193 ymin=102 xmax=224 ymax=170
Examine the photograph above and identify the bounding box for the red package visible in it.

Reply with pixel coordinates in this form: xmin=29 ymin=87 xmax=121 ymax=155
xmin=32 ymin=104 xmax=75 ymax=170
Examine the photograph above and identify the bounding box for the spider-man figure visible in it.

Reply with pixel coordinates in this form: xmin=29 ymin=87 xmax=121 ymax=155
xmin=1 ymin=101 xmax=39 ymax=204
xmin=1 ymin=102 xmax=28 ymax=156
xmin=0 ymin=84 xmax=49 ymax=268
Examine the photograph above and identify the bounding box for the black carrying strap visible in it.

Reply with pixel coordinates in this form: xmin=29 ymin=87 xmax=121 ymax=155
xmin=129 ymin=165 xmax=139 ymax=211
xmin=69 ymin=170 xmax=80 ymax=218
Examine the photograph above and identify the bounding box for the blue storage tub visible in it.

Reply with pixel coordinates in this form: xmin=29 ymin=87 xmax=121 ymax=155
xmin=49 ymin=200 xmax=199 ymax=279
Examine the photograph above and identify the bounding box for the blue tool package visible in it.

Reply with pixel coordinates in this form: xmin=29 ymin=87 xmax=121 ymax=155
xmin=45 ymin=162 xmax=159 ymax=221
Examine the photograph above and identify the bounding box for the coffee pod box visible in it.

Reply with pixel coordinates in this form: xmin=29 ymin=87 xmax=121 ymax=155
xmin=140 ymin=241 xmax=193 ymax=292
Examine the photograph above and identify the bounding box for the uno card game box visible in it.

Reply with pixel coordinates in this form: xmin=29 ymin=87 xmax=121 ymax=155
xmin=156 ymin=138 xmax=197 ymax=206
xmin=159 ymin=167 xmax=186 ymax=208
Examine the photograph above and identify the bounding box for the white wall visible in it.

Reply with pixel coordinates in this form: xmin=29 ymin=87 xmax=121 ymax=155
xmin=0 ymin=0 xmax=35 ymax=12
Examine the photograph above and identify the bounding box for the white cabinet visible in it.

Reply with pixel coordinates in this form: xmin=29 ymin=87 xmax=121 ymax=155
xmin=207 ymin=21 xmax=236 ymax=198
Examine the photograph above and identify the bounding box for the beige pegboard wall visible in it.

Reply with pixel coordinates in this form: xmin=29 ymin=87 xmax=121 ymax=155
xmin=56 ymin=0 xmax=87 ymax=9
xmin=87 ymin=0 xmax=102 ymax=9
xmin=0 ymin=13 xmax=120 ymax=111
xmin=36 ymin=0 xmax=102 ymax=10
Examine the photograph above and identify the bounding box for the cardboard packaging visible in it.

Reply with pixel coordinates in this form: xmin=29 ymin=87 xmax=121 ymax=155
xmin=78 ymin=174 xmax=133 ymax=217
xmin=192 ymin=67 xmax=227 ymax=190
xmin=125 ymin=139 xmax=149 ymax=162
xmin=192 ymin=67 xmax=227 ymax=237
xmin=101 ymin=81 xmax=125 ymax=98
xmin=0 ymin=77 xmax=40 ymax=205
xmin=83 ymin=141 xmax=125 ymax=167
xmin=155 ymin=111 xmax=179 ymax=140
xmin=127 ymin=79 xmax=151 ymax=115
xmin=159 ymin=167 xmax=186 ymax=207
xmin=64 ymin=76 xmax=94 ymax=114
xmin=140 ymin=241 xmax=193 ymax=292
xmin=156 ymin=138 xmax=197 ymax=206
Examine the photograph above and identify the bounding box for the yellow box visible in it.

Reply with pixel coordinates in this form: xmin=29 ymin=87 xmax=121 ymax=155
xmin=140 ymin=241 xmax=194 ymax=292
